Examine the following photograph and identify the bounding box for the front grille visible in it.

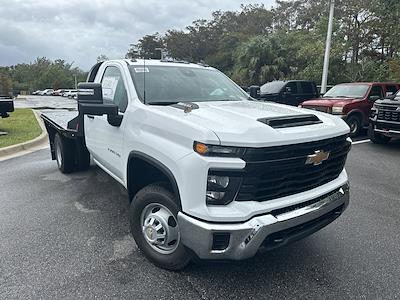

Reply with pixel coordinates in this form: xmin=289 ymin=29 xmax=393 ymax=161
xmin=236 ymin=135 xmax=350 ymax=202
xmin=377 ymin=106 xmax=400 ymax=122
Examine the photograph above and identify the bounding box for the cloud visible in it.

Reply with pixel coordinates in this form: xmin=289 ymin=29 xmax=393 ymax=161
xmin=0 ymin=0 xmax=275 ymax=70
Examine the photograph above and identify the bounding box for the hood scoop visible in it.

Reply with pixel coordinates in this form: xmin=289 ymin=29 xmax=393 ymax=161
xmin=258 ymin=114 xmax=322 ymax=129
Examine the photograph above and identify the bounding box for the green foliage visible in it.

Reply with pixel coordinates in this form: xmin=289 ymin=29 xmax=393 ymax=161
xmin=127 ymin=1 xmax=400 ymax=86
xmin=0 ymin=57 xmax=87 ymax=94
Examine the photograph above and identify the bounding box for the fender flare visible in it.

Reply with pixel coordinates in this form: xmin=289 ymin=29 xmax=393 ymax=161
xmin=126 ymin=151 xmax=181 ymax=205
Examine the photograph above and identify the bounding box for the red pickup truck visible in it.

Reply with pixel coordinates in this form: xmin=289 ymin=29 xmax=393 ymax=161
xmin=300 ymin=82 xmax=400 ymax=136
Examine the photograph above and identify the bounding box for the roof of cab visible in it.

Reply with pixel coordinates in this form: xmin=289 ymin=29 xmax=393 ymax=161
xmin=122 ymin=58 xmax=212 ymax=69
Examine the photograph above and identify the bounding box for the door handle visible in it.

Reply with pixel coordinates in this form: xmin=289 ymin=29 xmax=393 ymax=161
xmin=87 ymin=115 xmax=94 ymax=119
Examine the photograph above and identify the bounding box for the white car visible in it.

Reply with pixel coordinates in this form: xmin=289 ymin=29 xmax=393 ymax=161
xmin=62 ymin=90 xmax=77 ymax=98
xmin=39 ymin=89 xmax=54 ymax=96
xmin=42 ymin=59 xmax=351 ymax=270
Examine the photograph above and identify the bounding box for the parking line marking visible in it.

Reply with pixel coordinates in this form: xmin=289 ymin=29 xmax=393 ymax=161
xmin=352 ymin=139 xmax=370 ymax=145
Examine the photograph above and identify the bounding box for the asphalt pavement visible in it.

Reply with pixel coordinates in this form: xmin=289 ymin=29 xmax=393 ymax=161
xmin=1 ymin=96 xmax=400 ymax=299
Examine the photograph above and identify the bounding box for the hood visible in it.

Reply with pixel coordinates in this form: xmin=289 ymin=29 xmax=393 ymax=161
xmin=302 ymin=97 xmax=358 ymax=107
xmin=150 ymin=100 xmax=350 ymax=147
xmin=376 ymin=98 xmax=400 ymax=106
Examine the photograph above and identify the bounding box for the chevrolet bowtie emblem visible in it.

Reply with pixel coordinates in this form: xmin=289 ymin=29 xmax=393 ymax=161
xmin=305 ymin=150 xmax=330 ymax=166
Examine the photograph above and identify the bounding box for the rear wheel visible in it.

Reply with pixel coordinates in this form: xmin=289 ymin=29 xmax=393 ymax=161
xmin=368 ymin=124 xmax=391 ymax=144
xmin=129 ymin=183 xmax=191 ymax=270
xmin=54 ymin=133 xmax=75 ymax=173
xmin=347 ymin=115 xmax=361 ymax=137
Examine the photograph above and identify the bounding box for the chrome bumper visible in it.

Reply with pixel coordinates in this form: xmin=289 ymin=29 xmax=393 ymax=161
xmin=178 ymin=183 xmax=349 ymax=260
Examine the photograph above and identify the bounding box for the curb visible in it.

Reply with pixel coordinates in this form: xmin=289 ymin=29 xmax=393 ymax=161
xmin=0 ymin=109 xmax=48 ymax=158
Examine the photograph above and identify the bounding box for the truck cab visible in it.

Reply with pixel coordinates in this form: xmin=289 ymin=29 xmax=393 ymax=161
xmin=42 ymin=59 xmax=351 ymax=270
xmin=300 ymin=82 xmax=400 ymax=136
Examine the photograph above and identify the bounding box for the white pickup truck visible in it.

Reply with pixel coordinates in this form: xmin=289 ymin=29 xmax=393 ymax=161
xmin=42 ymin=59 xmax=351 ymax=270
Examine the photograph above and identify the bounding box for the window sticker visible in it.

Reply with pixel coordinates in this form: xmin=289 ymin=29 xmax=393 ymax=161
xmin=134 ymin=67 xmax=149 ymax=73
xmin=102 ymin=76 xmax=119 ymax=100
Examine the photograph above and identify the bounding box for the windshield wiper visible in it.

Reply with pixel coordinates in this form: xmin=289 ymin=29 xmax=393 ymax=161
xmin=147 ymin=101 xmax=179 ymax=106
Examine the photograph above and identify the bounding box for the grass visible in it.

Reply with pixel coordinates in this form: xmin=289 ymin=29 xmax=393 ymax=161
xmin=0 ymin=109 xmax=42 ymax=148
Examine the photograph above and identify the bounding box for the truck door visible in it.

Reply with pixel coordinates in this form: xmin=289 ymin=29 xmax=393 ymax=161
xmin=84 ymin=65 xmax=129 ymax=180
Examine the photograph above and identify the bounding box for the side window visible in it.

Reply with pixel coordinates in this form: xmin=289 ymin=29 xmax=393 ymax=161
xmin=369 ymin=85 xmax=383 ymax=99
xmin=101 ymin=66 xmax=128 ymax=112
xmin=386 ymin=85 xmax=398 ymax=96
xmin=300 ymin=82 xmax=314 ymax=94
xmin=286 ymin=82 xmax=298 ymax=94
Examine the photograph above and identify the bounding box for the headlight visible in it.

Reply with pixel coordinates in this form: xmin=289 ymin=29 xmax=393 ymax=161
xmin=206 ymin=172 xmax=242 ymax=205
xmin=332 ymin=106 xmax=343 ymax=114
xmin=194 ymin=142 xmax=245 ymax=157
xmin=370 ymin=104 xmax=378 ymax=118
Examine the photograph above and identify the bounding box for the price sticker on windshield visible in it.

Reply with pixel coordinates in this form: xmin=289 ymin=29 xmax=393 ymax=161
xmin=134 ymin=67 xmax=149 ymax=73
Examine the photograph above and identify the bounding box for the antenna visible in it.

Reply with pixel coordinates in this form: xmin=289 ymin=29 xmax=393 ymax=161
xmin=143 ymin=53 xmax=146 ymax=104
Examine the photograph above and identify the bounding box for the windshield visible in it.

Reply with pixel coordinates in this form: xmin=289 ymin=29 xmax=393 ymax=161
xmin=323 ymin=84 xmax=369 ymax=99
xmin=129 ymin=65 xmax=249 ymax=104
xmin=260 ymin=81 xmax=285 ymax=94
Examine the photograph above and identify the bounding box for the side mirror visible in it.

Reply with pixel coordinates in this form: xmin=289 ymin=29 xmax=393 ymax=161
xmin=77 ymin=82 xmax=122 ymax=127
xmin=369 ymin=95 xmax=380 ymax=102
xmin=77 ymin=82 xmax=103 ymax=104
xmin=249 ymin=85 xmax=260 ymax=99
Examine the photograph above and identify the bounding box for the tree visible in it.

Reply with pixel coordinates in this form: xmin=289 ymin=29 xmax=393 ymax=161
xmin=0 ymin=57 xmax=87 ymax=93
xmin=97 ymin=55 xmax=109 ymax=63
xmin=127 ymin=33 xmax=164 ymax=59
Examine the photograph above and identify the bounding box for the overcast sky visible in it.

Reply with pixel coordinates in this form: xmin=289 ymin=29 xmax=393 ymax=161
xmin=0 ymin=0 xmax=275 ymax=70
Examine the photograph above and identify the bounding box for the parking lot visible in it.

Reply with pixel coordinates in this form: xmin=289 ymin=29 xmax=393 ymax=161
xmin=1 ymin=97 xmax=400 ymax=299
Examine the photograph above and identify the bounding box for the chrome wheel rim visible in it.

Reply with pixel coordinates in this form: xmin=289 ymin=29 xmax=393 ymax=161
xmin=140 ymin=203 xmax=180 ymax=254
xmin=349 ymin=120 xmax=358 ymax=134
xmin=55 ymin=139 xmax=62 ymax=167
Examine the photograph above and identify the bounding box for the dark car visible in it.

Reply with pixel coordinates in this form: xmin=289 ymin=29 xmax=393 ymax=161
xmin=301 ymin=82 xmax=400 ymax=136
xmin=255 ymin=80 xmax=319 ymax=106
xmin=368 ymin=90 xmax=400 ymax=144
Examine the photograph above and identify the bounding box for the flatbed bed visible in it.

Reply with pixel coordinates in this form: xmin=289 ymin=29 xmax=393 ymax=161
xmin=41 ymin=109 xmax=79 ymax=138
xmin=41 ymin=107 xmax=90 ymax=172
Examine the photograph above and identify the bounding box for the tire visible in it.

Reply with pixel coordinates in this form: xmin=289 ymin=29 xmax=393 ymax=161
xmin=368 ymin=124 xmax=391 ymax=144
xmin=346 ymin=115 xmax=361 ymax=137
xmin=129 ymin=183 xmax=191 ymax=271
xmin=54 ymin=133 xmax=75 ymax=173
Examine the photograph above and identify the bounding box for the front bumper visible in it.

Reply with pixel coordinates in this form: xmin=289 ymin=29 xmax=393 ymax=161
xmin=178 ymin=182 xmax=349 ymax=260
xmin=371 ymin=119 xmax=400 ymax=137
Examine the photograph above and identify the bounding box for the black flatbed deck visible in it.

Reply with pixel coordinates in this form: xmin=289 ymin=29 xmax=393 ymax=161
xmin=41 ymin=109 xmax=80 ymax=138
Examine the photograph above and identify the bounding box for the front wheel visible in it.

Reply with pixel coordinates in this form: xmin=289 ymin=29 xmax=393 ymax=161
xmin=346 ymin=115 xmax=361 ymax=137
xmin=129 ymin=183 xmax=191 ymax=270
xmin=368 ymin=124 xmax=391 ymax=144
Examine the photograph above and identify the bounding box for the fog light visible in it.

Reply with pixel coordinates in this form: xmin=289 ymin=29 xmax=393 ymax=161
xmin=206 ymin=191 xmax=225 ymax=200
xmin=206 ymin=171 xmax=242 ymax=205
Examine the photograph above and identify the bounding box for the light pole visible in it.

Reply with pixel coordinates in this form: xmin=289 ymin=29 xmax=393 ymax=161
xmin=321 ymin=0 xmax=335 ymax=94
